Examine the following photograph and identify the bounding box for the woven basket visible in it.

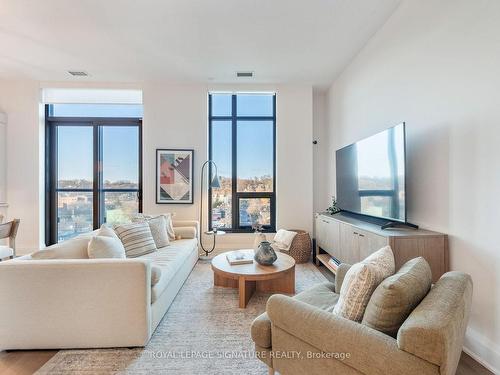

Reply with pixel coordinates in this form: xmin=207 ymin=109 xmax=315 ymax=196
xmin=282 ymin=229 xmax=312 ymax=264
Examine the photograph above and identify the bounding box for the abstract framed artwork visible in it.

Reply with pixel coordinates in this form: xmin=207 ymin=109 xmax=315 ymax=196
xmin=156 ymin=149 xmax=194 ymax=204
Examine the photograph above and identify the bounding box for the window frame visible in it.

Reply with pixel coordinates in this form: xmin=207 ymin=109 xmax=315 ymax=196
xmin=45 ymin=105 xmax=143 ymax=245
xmin=208 ymin=93 xmax=276 ymax=233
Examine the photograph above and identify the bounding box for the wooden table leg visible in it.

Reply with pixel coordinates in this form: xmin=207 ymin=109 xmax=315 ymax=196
xmin=239 ymin=277 xmax=256 ymax=308
xmin=256 ymin=267 xmax=296 ymax=294
xmin=214 ymin=272 xmax=238 ymax=288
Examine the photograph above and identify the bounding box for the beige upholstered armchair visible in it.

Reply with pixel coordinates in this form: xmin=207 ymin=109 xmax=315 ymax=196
xmin=251 ymin=264 xmax=472 ymax=375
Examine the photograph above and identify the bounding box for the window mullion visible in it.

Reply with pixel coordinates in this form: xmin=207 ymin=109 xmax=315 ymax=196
xmin=231 ymin=94 xmax=238 ymax=229
xmin=92 ymin=123 xmax=101 ymax=228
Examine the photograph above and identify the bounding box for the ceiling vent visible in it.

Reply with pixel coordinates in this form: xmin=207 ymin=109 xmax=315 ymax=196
xmin=236 ymin=71 xmax=254 ymax=78
xmin=68 ymin=70 xmax=89 ymax=77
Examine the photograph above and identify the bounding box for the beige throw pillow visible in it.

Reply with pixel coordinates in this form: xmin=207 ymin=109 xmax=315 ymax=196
xmin=362 ymin=257 xmax=432 ymax=337
xmin=333 ymin=246 xmax=395 ymax=322
xmin=87 ymin=236 xmax=126 ymax=259
xmin=146 ymin=216 xmax=170 ymax=248
xmin=114 ymin=222 xmax=157 ymax=258
xmin=133 ymin=213 xmax=175 ymax=240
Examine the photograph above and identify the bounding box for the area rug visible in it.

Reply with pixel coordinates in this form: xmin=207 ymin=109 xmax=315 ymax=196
xmin=36 ymin=259 xmax=327 ymax=375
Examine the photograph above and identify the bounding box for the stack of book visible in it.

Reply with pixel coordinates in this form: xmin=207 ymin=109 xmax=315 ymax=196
xmin=327 ymin=256 xmax=340 ymax=272
xmin=226 ymin=250 xmax=254 ymax=265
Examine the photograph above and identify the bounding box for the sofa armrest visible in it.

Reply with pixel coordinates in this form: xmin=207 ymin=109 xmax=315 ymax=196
xmin=397 ymin=272 xmax=473 ymax=374
xmin=172 ymin=220 xmax=199 ymax=239
xmin=335 ymin=263 xmax=351 ymax=293
xmin=0 ymin=259 xmax=152 ymax=349
xmin=267 ymin=294 xmax=438 ymax=375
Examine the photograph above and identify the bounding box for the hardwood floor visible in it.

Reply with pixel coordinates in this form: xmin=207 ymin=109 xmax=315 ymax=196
xmin=0 ymin=349 xmax=492 ymax=374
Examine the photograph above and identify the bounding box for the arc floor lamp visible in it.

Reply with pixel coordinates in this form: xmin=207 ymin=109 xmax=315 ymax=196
xmin=199 ymin=160 xmax=224 ymax=257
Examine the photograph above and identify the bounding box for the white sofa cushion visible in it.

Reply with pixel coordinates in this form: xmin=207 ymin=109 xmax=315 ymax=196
xmin=32 ymin=237 xmax=90 ymax=259
xmin=88 ymin=236 xmax=126 ymax=259
xmin=114 ymin=222 xmax=157 ymax=258
xmin=139 ymin=238 xmax=198 ymax=303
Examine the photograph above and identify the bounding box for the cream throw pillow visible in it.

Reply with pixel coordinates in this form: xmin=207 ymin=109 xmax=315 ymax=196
xmin=87 ymin=236 xmax=126 ymax=259
xmin=146 ymin=216 xmax=170 ymax=248
xmin=133 ymin=213 xmax=175 ymax=240
xmin=333 ymin=246 xmax=395 ymax=322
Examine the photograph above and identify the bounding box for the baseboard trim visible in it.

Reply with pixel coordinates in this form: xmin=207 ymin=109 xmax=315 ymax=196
xmin=463 ymin=328 xmax=500 ymax=374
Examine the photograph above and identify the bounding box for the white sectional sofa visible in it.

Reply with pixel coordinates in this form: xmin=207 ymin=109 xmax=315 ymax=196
xmin=0 ymin=220 xmax=199 ymax=350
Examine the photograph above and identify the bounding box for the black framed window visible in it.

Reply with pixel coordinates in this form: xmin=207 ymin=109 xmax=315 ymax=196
xmin=209 ymin=93 xmax=276 ymax=232
xmin=45 ymin=104 xmax=142 ymax=245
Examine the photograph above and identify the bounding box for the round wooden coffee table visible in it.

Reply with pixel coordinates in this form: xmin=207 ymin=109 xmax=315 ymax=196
xmin=211 ymin=249 xmax=296 ymax=308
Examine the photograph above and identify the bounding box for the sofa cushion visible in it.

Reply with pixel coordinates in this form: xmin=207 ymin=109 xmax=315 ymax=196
xmin=362 ymin=257 xmax=432 ymax=337
xmin=139 ymin=239 xmax=198 ymax=303
xmin=333 ymin=246 xmax=395 ymax=322
xmin=114 ymin=222 xmax=157 ymax=258
xmin=251 ymin=282 xmax=338 ymax=349
xmin=87 ymin=236 xmax=126 ymax=259
xmin=32 ymin=237 xmax=90 ymax=259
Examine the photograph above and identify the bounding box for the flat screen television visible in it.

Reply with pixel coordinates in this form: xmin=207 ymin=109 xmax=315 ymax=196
xmin=336 ymin=123 xmax=406 ymax=223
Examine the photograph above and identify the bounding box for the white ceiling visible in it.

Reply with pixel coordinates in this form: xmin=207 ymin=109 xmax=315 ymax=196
xmin=0 ymin=0 xmax=400 ymax=88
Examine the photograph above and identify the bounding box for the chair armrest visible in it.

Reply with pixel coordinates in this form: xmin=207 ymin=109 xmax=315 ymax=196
xmin=0 ymin=259 xmax=152 ymax=349
xmin=267 ymin=294 xmax=438 ymax=375
xmin=335 ymin=263 xmax=351 ymax=293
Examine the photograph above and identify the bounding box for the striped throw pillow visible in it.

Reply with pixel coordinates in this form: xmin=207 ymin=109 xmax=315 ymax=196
xmin=114 ymin=222 xmax=157 ymax=258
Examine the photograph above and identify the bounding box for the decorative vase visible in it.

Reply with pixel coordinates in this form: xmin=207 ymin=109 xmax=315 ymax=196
xmin=254 ymin=241 xmax=278 ymax=265
xmin=253 ymin=232 xmax=267 ymax=253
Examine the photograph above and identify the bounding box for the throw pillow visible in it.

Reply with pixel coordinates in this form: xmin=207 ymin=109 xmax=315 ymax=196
xmin=132 ymin=213 xmax=175 ymax=240
xmin=97 ymin=224 xmax=120 ymax=240
xmin=32 ymin=237 xmax=90 ymax=259
xmin=114 ymin=222 xmax=157 ymax=258
xmin=333 ymin=246 xmax=395 ymax=322
xmin=362 ymin=257 xmax=432 ymax=337
xmin=87 ymin=236 xmax=126 ymax=259
xmin=146 ymin=215 xmax=170 ymax=248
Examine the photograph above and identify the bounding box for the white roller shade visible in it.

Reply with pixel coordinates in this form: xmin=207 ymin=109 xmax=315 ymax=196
xmin=42 ymin=88 xmax=142 ymax=104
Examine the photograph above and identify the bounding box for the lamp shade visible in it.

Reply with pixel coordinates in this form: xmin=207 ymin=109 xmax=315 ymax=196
xmin=210 ymin=172 xmax=221 ymax=188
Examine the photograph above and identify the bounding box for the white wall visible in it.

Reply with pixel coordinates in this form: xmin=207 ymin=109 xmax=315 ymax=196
xmin=0 ymin=80 xmax=313 ymax=253
xmin=312 ymin=91 xmax=328 ymax=215
xmin=143 ymin=83 xmax=313 ymax=249
xmin=0 ymin=79 xmax=43 ymax=252
xmin=326 ymin=0 xmax=500 ymax=371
